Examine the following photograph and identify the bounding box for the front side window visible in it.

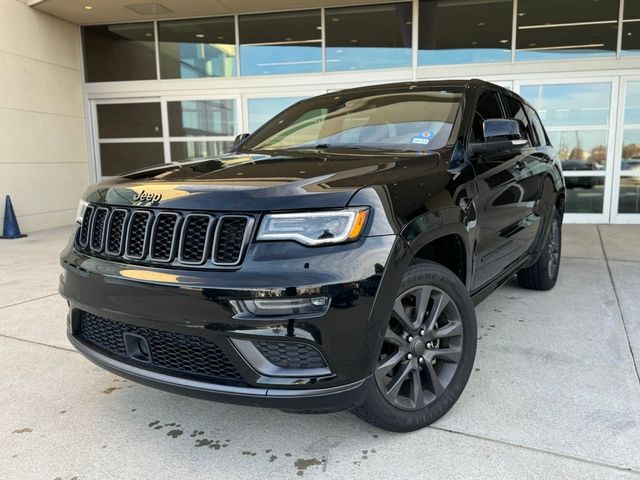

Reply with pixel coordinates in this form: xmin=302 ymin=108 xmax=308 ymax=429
xmin=503 ymin=96 xmax=534 ymax=144
xmin=242 ymin=89 xmax=462 ymax=152
xmin=471 ymin=91 xmax=504 ymax=143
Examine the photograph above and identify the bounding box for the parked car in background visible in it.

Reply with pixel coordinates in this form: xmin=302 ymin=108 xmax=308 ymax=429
xmin=60 ymin=80 xmax=565 ymax=432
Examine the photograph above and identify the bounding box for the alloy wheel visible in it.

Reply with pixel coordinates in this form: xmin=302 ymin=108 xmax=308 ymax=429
xmin=375 ymin=285 xmax=464 ymax=411
xmin=547 ymin=219 xmax=561 ymax=279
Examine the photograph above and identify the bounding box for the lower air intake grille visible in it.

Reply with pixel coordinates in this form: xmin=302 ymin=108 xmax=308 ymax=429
xmin=254 ymin=340 xmax=328 ymax=370
xmin=78 ymin=311 xmax=243 ymax=382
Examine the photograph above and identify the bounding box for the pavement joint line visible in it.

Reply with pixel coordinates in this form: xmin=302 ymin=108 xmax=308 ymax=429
xmin=0 ymin=293 xmax=59 ymax=311
xmin=0 ymin=333 xmax=77 ymax=354
xmin=429 ymin=425 xmax=640 ymax=475
xmin=597 ymin=225 xmax=640 ymax=386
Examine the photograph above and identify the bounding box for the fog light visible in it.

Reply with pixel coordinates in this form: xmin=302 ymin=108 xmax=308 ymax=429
xmin=241 ymin=297 xmax=330 ymax=317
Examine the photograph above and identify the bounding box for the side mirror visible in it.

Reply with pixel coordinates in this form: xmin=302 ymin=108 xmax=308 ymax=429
xmin=233 ymin=133 xmax=250 ymax=148
xmin=484 ymin=118 xmax=522 ymax=141
xmin=469 ymin=119 xmax=529 ymax=156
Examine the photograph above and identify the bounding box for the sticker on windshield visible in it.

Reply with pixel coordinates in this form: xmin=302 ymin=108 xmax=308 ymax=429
xmin=411 ymin=131 xmax=433 ymax=145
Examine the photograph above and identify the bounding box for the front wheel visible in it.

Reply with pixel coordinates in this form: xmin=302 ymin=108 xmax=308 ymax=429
xmin=517 ymin=209 xmax=562 ymax=291
xmin=354 ymin=261 xmax=477 ymax=432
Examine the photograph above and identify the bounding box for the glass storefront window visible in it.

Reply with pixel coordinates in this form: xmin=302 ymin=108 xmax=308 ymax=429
xmin=623 ymin=0 xmax=640 ymax=55
xmin=618 ymin=176 xmax=640 ymax=213
xmin=547 ymin=131 xmax=608 ymax=171
xmin=100 ymin=143 xmax=165 ymax=176
xmin=167 ymin=100 xmax=236 ymax=137
xmin=158 ymin=17 xmax=236 ymax=79
xmin=239 ymin=11 xmax=322 ymax=76
xmin=418 ymin=0 xmax=512 ymax=65
xmin=516 ymin=0 xmax=618 ymax=61
xmin=622 ymin=129 xmax=640 ymax=172
xmin=247 ymin=97 xmax=307 ymax=132
xmin=624 ymin=82 xmax=640 ymax=124
xmin=97 ymin=103 xmax=162 ymax=138
xmin=170 ymin=141 xmax=233 ymax=162
xmin=83 ymin=23 xmax=157 ymax=82
xmin=565 ymin=176 xmax=605 ymax=214
xmin=326 ymin=3 xmax=412 ymax=72
xmin=520 ymin=83 xmax=611 ymax=127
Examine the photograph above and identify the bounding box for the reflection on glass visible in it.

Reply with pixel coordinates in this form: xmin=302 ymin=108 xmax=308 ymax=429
xmin=97 ymin=103 xmax=162 ymax=138
xmin=170 ymin=141 xmax=233 ymax=161
xmin=621 ymin=129 xmax=640 ymax=171
xmin=624 ymin=82 xmax=640 ymax=124
xmin=326 ymin=3 xmax=412 ymax=72
xmin=100 ymin=143 xmax=164 ymax=176
xmin=247 ymin=97 xmax=307 ymax=132
xmin=167 ymin=100 xmax=235 ymax=137
xmin=158 ymin=17 xmax=236 ymax=79
xmin=83 ymin=23 xmax=157 ymax=82
xmin=618 ymin=176 xmax=640 ymax=213
xmin=239 ymin=11 xmax=322 ymax=76
xmin=418 ymin=0 xmax=512 ymax=65
xmin=520 ymin=83 xmax=611 ymax=127
xmin=547 ymin=131 xmax=607 ymax=170
xmin=565 ymin=176 xmax=605 ymax=214
xmin=622 ymin=21 xmax=640 ymax=56
xmin=516 ymin=0 xmax=618 ymax=61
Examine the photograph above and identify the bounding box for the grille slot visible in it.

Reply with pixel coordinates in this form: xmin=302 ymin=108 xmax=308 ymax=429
xmin=90 ymin=207 xmax=109 ymax=252
xmin=78 ymin=206 xmax=94 ymax=247
xmin=75 ymin=205 xmax=252 ymax=268
xmin=150 ymin=212 xmax=180 ymax=262
xmin=214 ymin=216 xmax=252 ymax=266
xmin=254 ymin=340 xmax=328 ymax=370
xmin=105 ymin=209 xmax=128 ymax=256
xmin=125 ymin=211 xmax=152 ymax=259
xmin=179 ymin=214 xmax=213 ymax=265
xmin=78 ymin=311 xmax=244 ymax=383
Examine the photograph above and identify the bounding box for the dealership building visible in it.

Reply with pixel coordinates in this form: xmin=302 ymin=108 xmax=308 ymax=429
xmin=2 ymin=0 xmax=640 ymax=231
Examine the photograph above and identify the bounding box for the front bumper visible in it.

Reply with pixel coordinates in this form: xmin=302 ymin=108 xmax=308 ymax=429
xmin=60 ymin=234 xmax=396 ymax=412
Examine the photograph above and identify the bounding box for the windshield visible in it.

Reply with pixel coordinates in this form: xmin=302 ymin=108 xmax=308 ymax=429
xmin=241 ymin=88 xmax=462 ymax=153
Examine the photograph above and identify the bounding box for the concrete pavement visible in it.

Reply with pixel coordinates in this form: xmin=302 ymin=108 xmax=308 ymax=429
xmin=1 ymin=224 xmax=639 ymax=479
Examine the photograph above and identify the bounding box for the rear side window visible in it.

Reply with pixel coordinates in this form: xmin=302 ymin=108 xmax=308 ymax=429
xmin=471 ymin=91 xmax=504 ymax=143
xmin=526 ymin=105 xmax=548 ymax=147
xmin=503 ymin=95 xmax=535 ymax=145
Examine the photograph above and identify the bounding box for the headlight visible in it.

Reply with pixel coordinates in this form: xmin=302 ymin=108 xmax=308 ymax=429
xmin=76 ymin=199 xmax=89 ymax=224
xmin=256 ymin=208 xmax=369 ymax=246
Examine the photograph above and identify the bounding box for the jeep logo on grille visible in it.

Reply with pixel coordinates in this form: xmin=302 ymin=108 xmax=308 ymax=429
xmin=133 ymin=190 xmax=162 ymax=204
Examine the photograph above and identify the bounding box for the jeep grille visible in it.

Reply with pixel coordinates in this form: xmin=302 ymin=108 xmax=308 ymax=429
xmin=75 ymin=204 xmax=254 ymax=268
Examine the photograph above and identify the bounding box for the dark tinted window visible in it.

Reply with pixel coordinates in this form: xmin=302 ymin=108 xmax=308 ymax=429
xmin=472 ymin=91 xmax=504 ymax=142
xmin=503 ymin=95 xmax=534 ymax=144
xmin=83 ymin=23 xmax=156 ymax=82
xmin=158 ymin=17 xmax=236 ymax=79
xmin=325 ymin=3 xmax=413 ymax=71
xmin=97 ymin=103 xmax=162 ymax=138
xmin=239 ymin=11 xmax=322 ymax=76
xmin=418 ymin=0 xmax=512 ymax=65
xmin=516 ymin=0 xmax=619 ymax=61
xmin=100 ymin=143 xmax=165 ymax=176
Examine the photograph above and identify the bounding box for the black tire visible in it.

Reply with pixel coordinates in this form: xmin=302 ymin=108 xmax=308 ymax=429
xmin=517 ymin=209 xmax=562 ymax=291
xmin=354 ymin=261 xmax=477 ymax=432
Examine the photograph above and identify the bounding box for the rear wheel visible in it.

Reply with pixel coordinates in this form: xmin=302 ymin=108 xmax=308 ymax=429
xmin=517 ymin=209 xmax=562 ymax=291
xmin=354 ymin=261 xmax=477 ymax=432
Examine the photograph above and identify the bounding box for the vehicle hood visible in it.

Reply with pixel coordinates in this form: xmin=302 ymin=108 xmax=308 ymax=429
xmin=85 ymin=151 xmax=440 ymax=211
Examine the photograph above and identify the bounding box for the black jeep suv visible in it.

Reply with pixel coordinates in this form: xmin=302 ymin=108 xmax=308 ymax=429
xmin=60 ymin=80 xmax=564 ymax=432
